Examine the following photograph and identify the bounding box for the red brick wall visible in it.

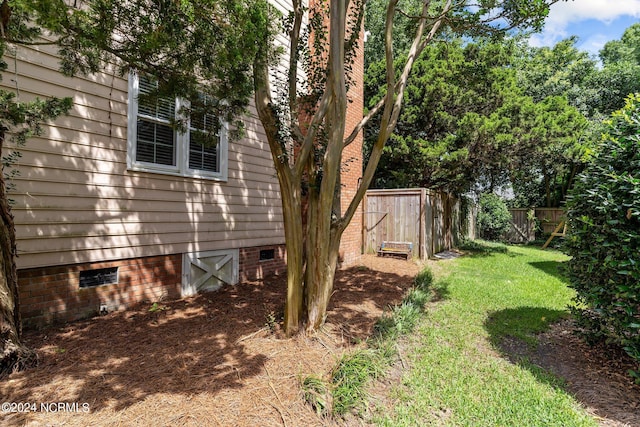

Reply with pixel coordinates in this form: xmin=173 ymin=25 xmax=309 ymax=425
xmin=18 ymin=245 xmax=288 ymax=328
xmin=238 ymin=244 xmax=286 ymax=282
xmin=339 ymin=10 xmax=365 ymax=266
xmin=18 ymin=254 xmax=182 ymax=328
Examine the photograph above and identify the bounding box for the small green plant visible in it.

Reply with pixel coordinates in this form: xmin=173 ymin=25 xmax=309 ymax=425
xmin=301 ymin=375 xmax=332 ymax=417
xmin=404 ymin=287 xmax=430 ymax=308
xmin=265 ymin=310 xmax=278 ymax=332
xmin=148 ymin=302 xmax=168 ymax=313
xmin=414 ymin=268 xmax=434 ymax=291
xmin=476 ymin=193 xmax=511 ymax=241
xmin=372 ymin=314 xmax=397 ymax=339
xmin=331 ymin=349 xmax=385 ymax=416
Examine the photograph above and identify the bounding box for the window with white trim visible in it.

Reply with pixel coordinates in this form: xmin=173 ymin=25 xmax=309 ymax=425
xmin=127 ymin=73 xmax=228 ymax=180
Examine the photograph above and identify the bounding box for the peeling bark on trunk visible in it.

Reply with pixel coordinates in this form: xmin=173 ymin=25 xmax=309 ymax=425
xmin=0 ymin=129 xmax=35 ymax=376
xmin=302 ymin=0 xmax=347 ymax=332
xmin=303 ymin=185 xmax=342 ymax=331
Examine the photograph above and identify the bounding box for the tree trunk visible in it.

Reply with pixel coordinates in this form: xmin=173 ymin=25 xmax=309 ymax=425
xmin=0 ymin=129 xmax=35 ymax=376
xmin=544 ymin=166 xmax=551 ymax=207
xmin=280 ymin=185 xmax=304 ymax=335
xmin=303 ymin=184 xmax=342 ymax=331
xmin=301 ymin=0 xmax=347 ymax=332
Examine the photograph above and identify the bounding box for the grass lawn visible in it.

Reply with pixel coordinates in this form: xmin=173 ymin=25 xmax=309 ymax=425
xmin=374 ymin=243 xmax=598 ymax=427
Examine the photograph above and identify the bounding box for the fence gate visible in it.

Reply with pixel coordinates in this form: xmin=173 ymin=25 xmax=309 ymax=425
xmin=506 ymin=208 xmax=536 ymax=243
xmin=363 ymin=189 xmax=422 ymax=258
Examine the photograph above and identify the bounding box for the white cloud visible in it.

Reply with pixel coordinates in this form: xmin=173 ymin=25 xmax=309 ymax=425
xmin=546 ymin=0 xmax=640 ymax=25
xmin=529 ymin=0 xmax=640 ymax=53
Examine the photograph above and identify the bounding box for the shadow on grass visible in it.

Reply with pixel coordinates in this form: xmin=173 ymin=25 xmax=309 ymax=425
xmin=431 ymin=279 xmax=451 ymax=303
xmin=484 ymin=307 xmax=575 ymax=400
xmin=457 ymin=240 xmax=522 ymax=258
xmin=485 ymin=306 xmax=569 ymax=348
xmin=485 ymin=306 xmax=640 ymax=426
xmin=529 ymin=261 xmax=569 ymax=284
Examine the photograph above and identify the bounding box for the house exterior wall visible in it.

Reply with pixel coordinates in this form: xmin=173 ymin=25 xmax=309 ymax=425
xmin=4 ymin=1 xmax=363 ymax=327
xmin=5 ymin=43 xmax=286 ymax=271
xmin=18 ymin=254 xmax=183 ymax=328
xmin=3 ymin=41 xmax=291 ymax=326
xmin=338 ymin=12 xmax=365 ymax=266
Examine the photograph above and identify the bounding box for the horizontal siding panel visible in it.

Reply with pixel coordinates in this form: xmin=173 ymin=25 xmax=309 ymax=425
xmin=17 ymin=228 xmax=285 ymax=255
xmin=11 ymin=180 xmax=282 ymax=203
xmin=8 ymin=46 xmax=128 ymax=93
xmin=15 ymin=195 xmax=282 ymax=215
xmin=4 ymin=68 xmax=127 ymax=109
xmin=13 ymin=128 xmax=127 ymax=154
xmin=19 ymin=235 xmax=286 ymax=270
xmin=3 ymin=30 xmax=287 ymax=270
xmin=14 ymin=209 xmax=283 ymax=226
xmin=12 ymin=164 xmax=278 ymax=191
xmin=16 ymin=217 xmax=284 ymax=240
xmin=11 ymin=177 xmax=282 ymax=203
xmin=15 ymin=138 xmax=276 ymax=175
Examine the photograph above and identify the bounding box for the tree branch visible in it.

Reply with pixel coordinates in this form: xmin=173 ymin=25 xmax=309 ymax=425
xmin=341 ymin=0 xmax=451 ymax=230
xmin=287 ymin=0 xmax=304 ymax=141
xmin=294 ymin=89 xmax=332 ymax=177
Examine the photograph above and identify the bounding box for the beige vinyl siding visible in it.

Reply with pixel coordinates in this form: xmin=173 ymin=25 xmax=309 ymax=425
xmin=3 ymin=41 xmax=284 ymax=270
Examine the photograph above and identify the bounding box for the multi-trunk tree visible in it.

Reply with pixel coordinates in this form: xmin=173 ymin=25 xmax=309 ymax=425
xmin=22 ymin=0 xmax=559 ymax=337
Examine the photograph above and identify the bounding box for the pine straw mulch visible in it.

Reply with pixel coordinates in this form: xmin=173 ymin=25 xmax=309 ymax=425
xmin=1 ymin=255 xmax=423 ymax=427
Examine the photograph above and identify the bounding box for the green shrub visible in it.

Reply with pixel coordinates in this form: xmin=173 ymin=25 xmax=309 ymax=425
xmin=476 ymin=193 xmax=511 ymax=241
xmin=564 ymin=93 xmax=640 ymax=381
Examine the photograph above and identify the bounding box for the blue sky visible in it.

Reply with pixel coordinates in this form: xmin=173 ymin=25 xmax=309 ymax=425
xmin=529 ymin=0 xmax=640 ymax=58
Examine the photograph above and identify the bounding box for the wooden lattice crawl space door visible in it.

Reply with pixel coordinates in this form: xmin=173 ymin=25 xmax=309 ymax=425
xmin=182 ymin=249 xmax=239 ymax=297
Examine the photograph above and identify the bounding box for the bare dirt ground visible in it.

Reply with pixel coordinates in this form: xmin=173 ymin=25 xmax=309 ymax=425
xmin=2 ymin=254 xmax=639 ymax=427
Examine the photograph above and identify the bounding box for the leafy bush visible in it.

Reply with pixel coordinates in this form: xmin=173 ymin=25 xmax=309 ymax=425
xmin=564 ymin=94 xmax=640 ymax=381
xmin=476 ymin=193 xmax=511 ymax=241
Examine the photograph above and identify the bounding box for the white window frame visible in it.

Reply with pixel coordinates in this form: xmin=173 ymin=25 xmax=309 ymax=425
xmin=127 ymin=72 xmax=229 ymax=181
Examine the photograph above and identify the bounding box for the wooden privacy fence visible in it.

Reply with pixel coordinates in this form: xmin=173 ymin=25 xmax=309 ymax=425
xmin=506 ymin=208 xmax=565 ymax=243
xmin=504 ymin=208 xmax=536 ymax=243
xmin=535 ymin=208 xmax=564 ymax=234
xmin=363 ymin=188 xmax=477 ymax=260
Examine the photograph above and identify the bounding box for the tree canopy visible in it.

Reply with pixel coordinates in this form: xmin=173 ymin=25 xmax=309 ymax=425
xmin=364 ymin=37 xmax=587 ymax=202
xmin=364 ymin=13 xmax=640 ymax=208
xmin=30 ymin=0 xmax=277 ymax=135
